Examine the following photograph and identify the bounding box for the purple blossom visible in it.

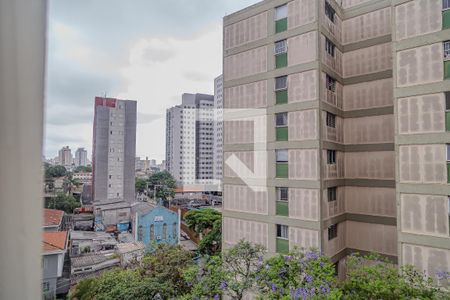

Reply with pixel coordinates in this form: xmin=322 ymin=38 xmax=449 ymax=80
xmin=214 ymin=294 xmax=220 ymax=300
xmin=320 ymin=261 xmax=325 ymax=267
xmin=271 ymin=283 xmax=277 ymax=293
xmin=284 ymin=255 xmax=292 ymax=262
xmin=436 ymin=271 xmax=450 ymax=280
xmin=186 ymin=281 xmax=192 ymax=287
xmin=220 ymin=282 xmax=227 ymax=290
xmin=305 ymin=251 xmax=319 ymax=260
xmin=320 ymin=284 xmax=330 ymax=294
xmin=305 ymin=273 xmax=313 ymax=283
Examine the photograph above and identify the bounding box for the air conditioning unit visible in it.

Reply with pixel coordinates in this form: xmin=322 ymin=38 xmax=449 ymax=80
xmin=156 ymin=235 xmax=162 ymax=240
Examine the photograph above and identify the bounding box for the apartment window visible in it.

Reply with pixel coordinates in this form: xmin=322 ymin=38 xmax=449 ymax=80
xmin=326 ymin=74 xmax=336 ymax=92
xmin=275 ymin=40 xmax=287 ymax=55
xmin=326 ymin=112 xmax=336 ymax=128
xmin=173 ymin=222 xmax=177 ymax=239
xmin=43 ymin=282 xmax=50 ymax=292
xmin=276 ymin=113 xmax=288 ymax=127
xmin=275 ymin=76 xmax=288 ymax=91
xmin=325 ymin=38 xmax=335 ymax=57
xmin=277 ymin=224 xmax=288 ymax=239
xmin=275 ymin=5 xmax=288 ymax=33
xmin=444 ymin=0 xmax=450 ymax=10
xmin=150 ymin=224 xmax=155 ymax=240
xmin=446 ymin=92 xmax=450 ymax=131
xmin=445 ymin=41 xmax=450 ymax=60
xmin=276 ymin=149 xmax=288 ymax=163
xmin=328 ymin=224 xmax=338 ymax=240
xmin=328 ymin=187 xmax=337 ymax=202
xmin=163 ymin=223 xmax=168 ymax=240
xmin=325 ymin=1 xmax=335 ymax=22
xmin=327 ymin=150 xmax=336 ymax=165
xmin=277 ymin=187 xmax=288 ymax=201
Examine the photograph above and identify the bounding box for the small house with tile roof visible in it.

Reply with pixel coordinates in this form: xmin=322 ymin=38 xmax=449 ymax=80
xmin=42 ymin=231 xmax=68 ymax=299
xmin=43 ymin=208 xmax=65 ymax=231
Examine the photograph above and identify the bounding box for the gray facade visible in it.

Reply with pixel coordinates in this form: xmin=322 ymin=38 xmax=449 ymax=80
xmin=92 ymin=97 xmax=137 ymax=205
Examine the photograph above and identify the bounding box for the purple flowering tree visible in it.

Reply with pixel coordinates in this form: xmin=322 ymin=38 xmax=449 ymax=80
xmin=256 ymin=249 xmax=342 ymax=300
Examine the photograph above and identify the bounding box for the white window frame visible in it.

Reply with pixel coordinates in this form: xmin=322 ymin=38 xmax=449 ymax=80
xmin=275 ymin=76 xmax=288 ymax=91
xmin=275 ymin=112 xmax=288 ymax=127
xmin=277 ymin=187 xmax=288 ymax=202
xmin=444 ymin=0 xmax=450 ymax=10
xmin=444 ymin=41 xmax=450 ymax=61
xmin=275 ymin=4 xmax=288 ymax=21
xmin=277 ymin=224 xmax=289 ymax=239
xmin=275 ymin=40 xmax=287 ymax=55
xmin=276 ymin=149 xmax=288 ymax=163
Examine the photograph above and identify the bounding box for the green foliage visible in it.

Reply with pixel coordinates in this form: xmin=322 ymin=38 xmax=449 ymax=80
xmin=341 ymin=253 xmax=447 ymax=300
xmin=64 ymin=172 xmax=82 ymax=194
xmin=256 ymin=249 xmax=342 ymax=300
xmin=141 ymin=244 xmax=194 ymax=295
xmin=45 ymin=192 xmax=80 ymax=213
xmin=184 ymin=240 xmax=265 ymax=300
xmin=147 ymin=171 xmax=176 ymax=201
xmin=73 ymin=165 xmax=92 ymax=173
xmin=135 ymin=177 xmax=148 ymax=194
xmin=45 ymin=165 xmax=67 ymax=178
xmin=185 ymin=208 xmax=222 ymax=255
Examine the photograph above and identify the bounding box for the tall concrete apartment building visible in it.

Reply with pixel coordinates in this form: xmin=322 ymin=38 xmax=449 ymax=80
xmin=92 ymin=97 xmax=137 ymax=228
xmin=166 ymin=93 xmax=216 ymax=188
xmin=58 ymin=146 xmax=72 ymax=168
xmin=222 ymin=0 xmax=450 ymax=282
xmin=214 ymin=75 xmax=224 ymax=189
xmin=74 ymin=147 xmax=88 ymax=167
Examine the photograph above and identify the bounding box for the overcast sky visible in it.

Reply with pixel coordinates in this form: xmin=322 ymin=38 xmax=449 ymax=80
xmin=45 ymin=0 xmax=260 ymax=161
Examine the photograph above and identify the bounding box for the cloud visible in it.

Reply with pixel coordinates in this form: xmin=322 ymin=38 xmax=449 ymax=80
xmin=138 ymin=112 xmax=162 ymax=124
xmin=183 ymin=71 xmax=211 ymax=82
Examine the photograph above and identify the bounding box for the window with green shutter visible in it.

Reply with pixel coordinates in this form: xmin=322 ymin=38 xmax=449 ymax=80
xmin=276 ymin=112 xmax=288 ymax=141
xmin=447 ymin=144 xmax=450 ymax=183
xmin=276 ymin=224 xmax=289 ymax=254
xmin=443 ymin=1 xmax=450 ymax=29
xmin=276 ymin=149 xmax=289 ymax=178
xmin=275 ymin=76 xmax=288 ymax=104
xmin=444 ymin=41 xmax=450 ymax=79
xmin=446 ymin=92 xmax=450 ymax=131
xmin=276 ymin=187 xmax=288 ymax=216
xmin=275 ymin=5 xmax=288 ymax=33
xmin=275 ymin=40 xmax=288 ymax=68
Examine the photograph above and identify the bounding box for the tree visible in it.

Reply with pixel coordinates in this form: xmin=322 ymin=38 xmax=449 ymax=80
xmin=135 ymin=177 xmax=147 ymax=194
xmin=256 ymin=249 xmax=342 ymax=299
xmin=45 ymin=192 xmax=80 ymax=213
xmin=141 ymin=244 xmax=194 ymax=296
xmin=184 ymin=240 xmax=265 ymax=300
xmin=147 ymin=171 xmax=176 ymax=203
xmin=64 ymin=172 xmax=82 ymax=195
xmin=184 ymin=208 xmax=222 ymax=255
xmin=74 ymin=165 xmax=92 ymax=173
xmin=45 ymin=165 xmax=67 ymax=178
xmin=341 ymin=253 xmax=447 ymax=300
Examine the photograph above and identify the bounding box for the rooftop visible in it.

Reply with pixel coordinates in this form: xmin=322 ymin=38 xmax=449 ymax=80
xmin=42 ymin=231 xmax=68 ymax=253
xmin=117 ymin=242 xmax=145 ymax=254
xmin=71 ymin=250 xmax=118 ymax=268
xmin=43 ymin=208 xmax=64 ymax=227
xmin=70 ymin=231 xmax=116 ymax=243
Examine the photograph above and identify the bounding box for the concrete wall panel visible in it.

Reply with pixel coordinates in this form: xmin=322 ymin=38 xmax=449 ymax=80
xmin=321 ymin=72 xmax=343 ymax=109
xmin=288 ymin=0 xmax=317 ymax=30
xmin=402 ymin=244 xmax=450 ymax=285
xmin=289 ymin=188 xmax=320 ymax=221
xmin=398 ymin=93 xmax=445 ymax=134
xmin=345 ymin=151 xmax=395 ymax=180
xmin=224 ymin=12 xmax=268 ymax=50
xmin=323 ymin=150 xmax=345 ymax=180
xmin=395 ymin=0 xmax=441 ymax=41
xmin=343 ymin=43 xmax=392 ymax=78
xmin=322 ymin=187 xmax=345 ymax=219
xmin=224 ymin=80 xmax=267 ymax=109
xmin=343 ymin=78 xmax=393 ymax=111
xmin=223 ymin=217 xmax=268 ymax=247
xmin=322 ymin=112 xmax=344 ymax=143
xmin=288 ymin=70 xmax=318 ymax=103
xmin=323 ymin=221 xmax=346 ymax=257
xmin=345 ymin=187 xmax=396 ymax=217
xmin=224 ymin=184 xmax=268 ymax=215
xmin=346 ymin=221 xmax=397 ymax=255
xmin=321 ymin=34 xmax=343 ymax=75
xmin=225 ymin=116 xmax=266 ymax=144
xmin=343 ymin=8 xmax=391 ymax=45
xmin=399 ymin=145 xmax=447 ymax=184
xmin=289 ymin=227 xmax=320 ymax=250
xmin=342 ymin=0 xmax=372 ymax=9
xmin=289 ymin=149 xmax=319 ymax=180
xmin=224 ymin=151 xmax=267 ymax=179
xmin=288 ymin=31 xmax=318 ymax=67
xmin=344 ymin=115 xmax=395 ymax=144
xmin=401 ymin=194 xmax=449 ymax=237
xmin=397 ymin=43 xmax=443 ymax=87
xmin=289 ymin=110 xmax=318 ymax=141
xmin=224 ymin=46 xmax=267 ymax=81
xmin=321 ymin=0 xmax=342 ymax=43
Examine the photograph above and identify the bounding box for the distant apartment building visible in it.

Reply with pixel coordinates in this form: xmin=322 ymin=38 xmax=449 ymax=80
xmin=165 ymin=93 xmax=217 ymax=189
xmin=92 ymin=97 xmax=137 ymax=229
xmin=74 ymin=147 xmax=88 ymax=167
xmin=213 ymin=75 xmax=224 ymax=190
xmin=58 ymin=146 xmax=72 ymax=168
xmin=222 ymin=0 xmax=450 ymax=284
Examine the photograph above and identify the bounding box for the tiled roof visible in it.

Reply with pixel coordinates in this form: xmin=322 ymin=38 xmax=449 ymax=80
xmin=43 ymin=208 xmax=64 ymax=227
xmin=43 ymin=231 xmax=68 ymax=253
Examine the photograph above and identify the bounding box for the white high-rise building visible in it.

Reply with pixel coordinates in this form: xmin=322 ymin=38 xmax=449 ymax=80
xmin=213 ymin=75 xmax=223 ymax=190
xmin=166 ymin=93 xmax=215 ymax=188
xmin=74 ymin=147 xmax=88 ymax=167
